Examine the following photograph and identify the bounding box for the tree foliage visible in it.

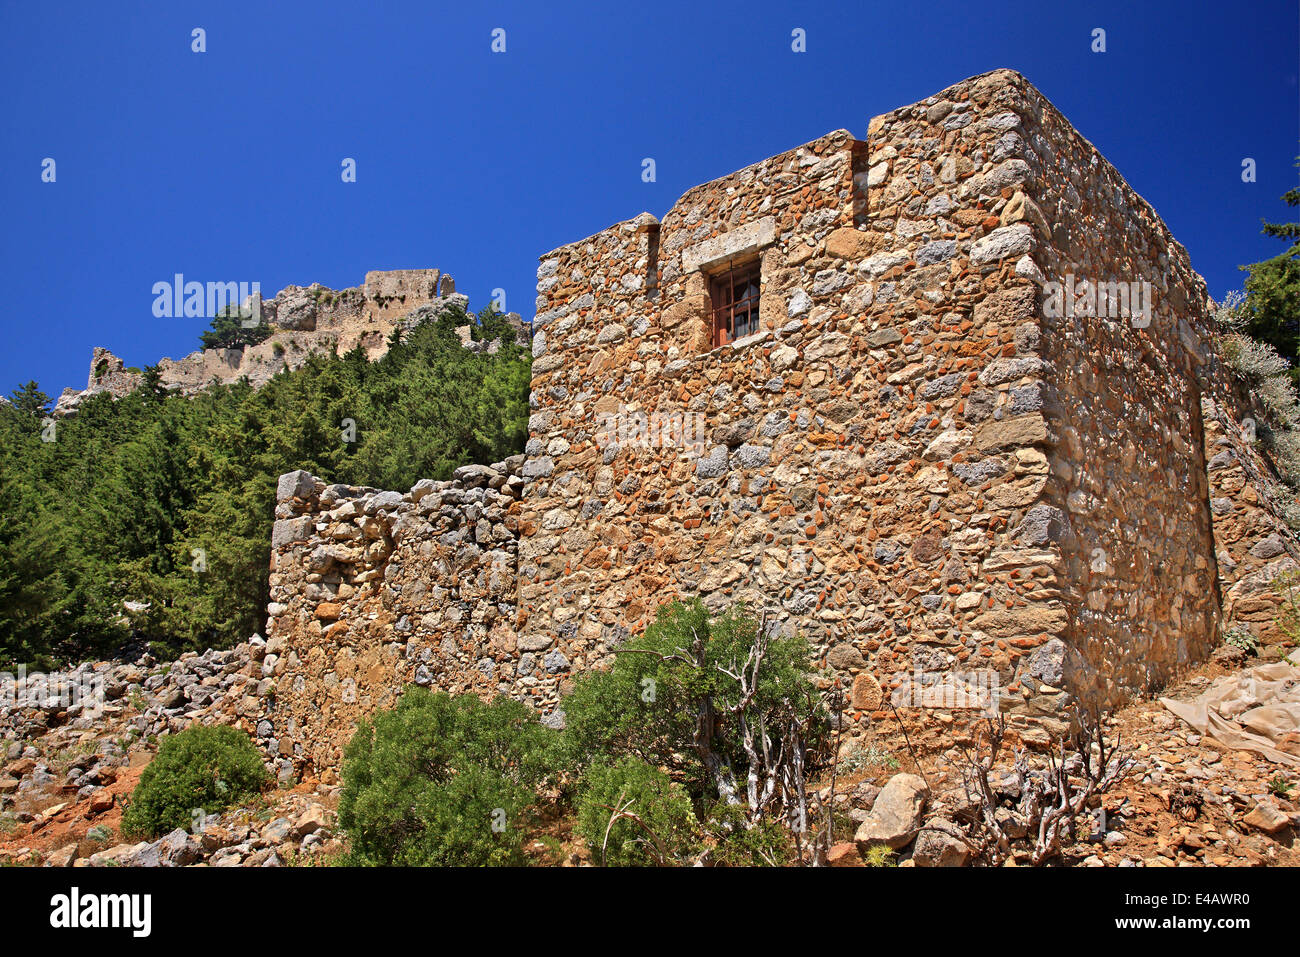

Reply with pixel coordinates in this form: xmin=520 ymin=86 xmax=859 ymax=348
xmin=8 ymin=381 xmax=50 ymax=417
xmin=1238 ymin=152 xmax=1300 ymax=379
xmin=563 ymin=600 xmax=826 ymax=807
xmin=335 ymin=602 xmax=826 ymax=866
xmin=198 ymin=307 xmax=274 ymax=351
xmin=337 ymin=688 xmax=560 ymax=866
xmin=562 ymin=599 xmax=828 ymax=864
xmin=121 ymin=725 xmax=269 ymax=839
xmin=0 ymin=302 xmax=529 ymax=668
xmin=574 ymin=755 xmax=698 ymax=866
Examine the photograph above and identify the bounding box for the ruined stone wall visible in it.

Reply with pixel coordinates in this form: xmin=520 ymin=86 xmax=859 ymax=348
xmin=153 ymin=269 xmax=454 ymax=394
xmin=263 ymin=458 xmax=529 ymax=774
xmin=260 ymin=69 xmax=1300 ymax=774
xmin=58 ymin=269 xmax=465 ymax=414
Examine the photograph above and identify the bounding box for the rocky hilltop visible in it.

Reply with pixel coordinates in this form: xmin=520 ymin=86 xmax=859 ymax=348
xmin=53 ymin=269 xmax=528 ymax=415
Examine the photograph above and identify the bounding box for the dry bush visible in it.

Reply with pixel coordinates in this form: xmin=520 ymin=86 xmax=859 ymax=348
xmin=956 ymin=708 xmax=1135 ymax=866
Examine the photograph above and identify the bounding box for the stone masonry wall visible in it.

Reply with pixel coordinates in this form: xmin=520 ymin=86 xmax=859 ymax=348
xmin=520 ymin=68 xmax=1299 ymax=725
xmin=975 ymin=73 xmax=1299 ymax=702
xmin=262 ymin=69 xmax=1300 ymax=773
xmin=519 ymin=74 xmax=1083 ymax=737
xmin=1201 ymin=388 xmax=1300 ymax=644
xmin=263 ymin=458 xmax=529 ymax=774
xmin=1000 ymin=75 xmax=1222 ymax=706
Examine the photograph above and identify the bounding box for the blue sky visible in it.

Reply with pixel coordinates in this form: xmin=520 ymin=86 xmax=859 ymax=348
xmin=1 ymin=0 xmax=1296 ymax=396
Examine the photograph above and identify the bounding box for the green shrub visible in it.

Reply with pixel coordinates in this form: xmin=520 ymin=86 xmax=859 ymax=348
xmin=85 ymin=824 xmax=113 ymax=845
xmin=862 ymin=844 xmax=897 ymax=867
xmin=561 ymin=599 xmax=828 ymax=864
xmin=701 ymin=801 xmax=795 ymax=866
xmin=576 ymin=756 xmax=698 ymax=866
xmin=1223 ymin=623 xmax=1260 ymax=655
xmin=121 ymin=725 xmax=268 ymax=839
xmin=1216 ymin=295 xmax=1300 ymax=489
xmin=1276 ymin=570 xmax=1300 ymax=644
xmin=338 ymin=687 xmax=560 ymax=866
xmin=563 ymin=599 xmax=827 ymax=804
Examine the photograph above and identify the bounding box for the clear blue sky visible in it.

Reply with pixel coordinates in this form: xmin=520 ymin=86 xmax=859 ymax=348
xmin=1 ymin=0 xmax=1296 ymax=397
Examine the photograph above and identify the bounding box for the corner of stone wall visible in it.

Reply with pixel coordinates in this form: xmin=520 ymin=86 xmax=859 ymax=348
xmin=987 ymin=71 xmax=1226 ymax=710
xmin=861 ymin=70 xmax=1079 ymax=738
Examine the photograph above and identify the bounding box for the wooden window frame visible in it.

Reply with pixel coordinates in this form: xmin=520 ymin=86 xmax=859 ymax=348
xmin=709 ymin=260 xmax=762 ymax=348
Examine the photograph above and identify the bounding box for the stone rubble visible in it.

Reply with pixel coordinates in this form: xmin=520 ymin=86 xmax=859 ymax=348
xmin=0 ymin=644 xmax=340 ymax=868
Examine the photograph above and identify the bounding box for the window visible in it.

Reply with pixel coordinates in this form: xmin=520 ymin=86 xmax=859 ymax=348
xmin=710 ymin=262 xmax=761 ymax=348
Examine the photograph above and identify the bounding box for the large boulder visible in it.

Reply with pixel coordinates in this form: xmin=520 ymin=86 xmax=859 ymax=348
xmin=276 ymin=470 xmax=317 ymax=503
xmin=1016 ymin=637 xmax=1100 ymax=697
xmin=911 ymin=818 xmax=971 ymax=866
xmin=854 ymin=773 xmax=929 ymax=850
xmin=273 ymin=291 xmax=318 ymax=331
xmin=158 ymin=828 xmax=201 ymax=867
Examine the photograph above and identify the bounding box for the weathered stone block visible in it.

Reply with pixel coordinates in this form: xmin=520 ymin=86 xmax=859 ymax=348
xmin=973 ymin=414 xmax=1048 ymax=452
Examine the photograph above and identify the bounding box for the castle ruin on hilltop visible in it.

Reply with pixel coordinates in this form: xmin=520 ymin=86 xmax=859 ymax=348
xmin=257 ymin=69 xmax=1299 ymax=779
xmin=55 ymin=269 xmax=527 ymax=415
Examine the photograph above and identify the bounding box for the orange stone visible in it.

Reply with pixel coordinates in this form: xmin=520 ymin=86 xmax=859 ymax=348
xmin=315 ymin=602 xmax=342 ymax=621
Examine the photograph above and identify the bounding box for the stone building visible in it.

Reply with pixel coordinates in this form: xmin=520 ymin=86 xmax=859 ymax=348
xmin=263 ymin=69 xmax=1298 ymax=776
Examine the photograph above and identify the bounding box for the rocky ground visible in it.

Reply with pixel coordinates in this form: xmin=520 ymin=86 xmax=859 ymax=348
xmin=0 ymin=642 xmax=340 ymax=867
xmin=1 ymin=639 xmax=1295 ymax=867
xmin=819 ymin=642 xmax=1299 ymax=866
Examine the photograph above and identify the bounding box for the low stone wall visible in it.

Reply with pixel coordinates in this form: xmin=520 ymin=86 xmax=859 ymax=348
xmin=263 ymin=457 xmax=537 ymax=775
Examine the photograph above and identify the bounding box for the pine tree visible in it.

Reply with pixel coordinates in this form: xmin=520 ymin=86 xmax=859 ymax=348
xmin=198 ymin=307 xmax=274 ymax=350
xmin=9 ymin=381 xmax=50 ymax=417
xmin=1238 ymin=152 xmax=1300 ymax=375
xmin=0 ymin=297 xmax=530 ymax=667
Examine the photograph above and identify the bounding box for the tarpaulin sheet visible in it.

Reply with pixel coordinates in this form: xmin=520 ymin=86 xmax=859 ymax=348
xmin=1161 ymin=654 xmax=1300 ymax=768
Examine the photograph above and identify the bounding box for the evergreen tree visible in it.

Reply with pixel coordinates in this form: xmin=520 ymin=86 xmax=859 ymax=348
xmin=1238 ymin=152 xmax=1300 ymax=376
xmin=9 ymin=381 xmax=50 ymax=417
xmin=198 ymin=307 xmax=274 ymax=350
xmin=0 ymin=299 xmax=531 ymax=668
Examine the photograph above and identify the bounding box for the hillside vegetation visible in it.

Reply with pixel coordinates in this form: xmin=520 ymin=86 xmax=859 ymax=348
xmin=0 ymin=303 xmax=530 ymax=669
